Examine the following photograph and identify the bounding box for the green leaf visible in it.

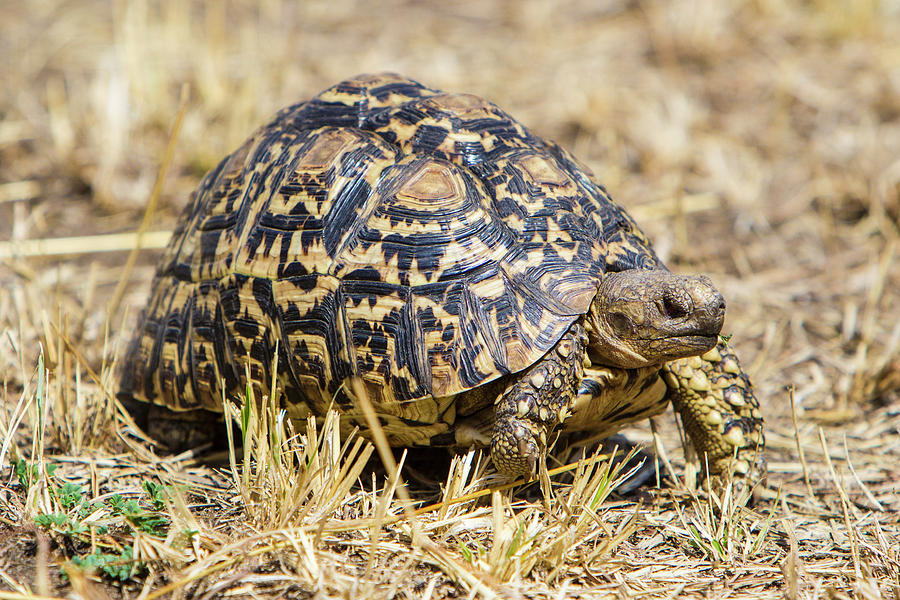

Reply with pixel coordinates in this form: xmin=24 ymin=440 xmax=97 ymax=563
xmin=35 ymin=512 xmax=69 ymax=529
xmin=14 ymin=459 xmax=38 ymax=490
xmin=132 ymin=513 xmax=169 ymax=536
xmin=241 ymin=394 xmax=252 ymax=444
xmin=122 ymin=499 xmax=142 ymax=516
xmin=506 ymin=522 xmax=527 ymax=559
xmin=68 ymin=546 xmax=143 ymax=582
xmin=458 ymin=542 xmax=473 ymax=563
xmin=35 ymin=512 xmax=87 ymax=537
xmin=57 ymin=483 xmax=84 ymax=509
xmin=143 ymin=480 xmax=168 ymax=510
xmin=36 ymin=353 xmax=45 ymax=418
xmin=107 ymin=494 xmax=126 ymax=514
xmin=65 ymin=521 xmax=88 ymax=536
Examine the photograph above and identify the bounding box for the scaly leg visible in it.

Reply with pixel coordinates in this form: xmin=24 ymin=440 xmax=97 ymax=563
xmin=662 ymin=341 xmax=765 ymax=489
xmin=491 ymin=323 xmax=587 ymax=478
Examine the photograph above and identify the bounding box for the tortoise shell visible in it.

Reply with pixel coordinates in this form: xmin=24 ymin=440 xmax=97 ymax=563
xmin=120 ymin=73 xmax=661 ymax=424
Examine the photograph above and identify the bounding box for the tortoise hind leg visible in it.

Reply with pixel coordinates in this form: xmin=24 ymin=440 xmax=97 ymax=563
xmin=662 ymin=341 xmax=765 ymax=489
xmin=491 ymin=323 xmax=587 ymax=478
xmin=120 ymin=394 xmax=225 ymax=452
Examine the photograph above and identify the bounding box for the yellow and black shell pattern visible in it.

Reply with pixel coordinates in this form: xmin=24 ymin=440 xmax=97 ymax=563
xmin=119 ymin=73 xmax=661 ymax=423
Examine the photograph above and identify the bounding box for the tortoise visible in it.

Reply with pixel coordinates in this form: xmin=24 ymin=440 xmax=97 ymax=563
xmin=119 ymin=73 xmax=764 ymax=485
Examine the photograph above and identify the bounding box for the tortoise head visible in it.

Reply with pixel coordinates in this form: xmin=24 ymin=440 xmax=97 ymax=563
xmin=585 ymin=269 xmax=725 ymax=368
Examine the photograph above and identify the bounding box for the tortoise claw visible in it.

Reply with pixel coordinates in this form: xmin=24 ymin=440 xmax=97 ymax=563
xmin=521 ymin=439 xmax=537 ymax=480
xmin=491 ymin=421 xmax=541 ymax=479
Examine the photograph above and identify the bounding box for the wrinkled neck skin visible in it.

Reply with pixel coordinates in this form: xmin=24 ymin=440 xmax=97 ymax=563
xmin=584 ymin=309 xmax=653 ymax=368
xmin=585 ymin=269 xmax=726 ymax=369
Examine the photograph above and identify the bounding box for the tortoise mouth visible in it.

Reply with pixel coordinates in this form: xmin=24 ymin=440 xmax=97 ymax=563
xmin=634 ymin=327 xmax=721 ymax=341
xmin=647 ymin=333 xmax=718 ymax=360
xmin=635 ymin=305 xmax=725 ymax=344
xmin=636 ymin=328 xmax=720 ymax=344
xmin=672 ymin=333 xmax=718 ymax=349
xmin=586 ymin=332 xmax=718 ymax=368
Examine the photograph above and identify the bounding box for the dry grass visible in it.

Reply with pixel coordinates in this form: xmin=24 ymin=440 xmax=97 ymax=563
xmin=1 ymin=0 xmax=899 ymax=597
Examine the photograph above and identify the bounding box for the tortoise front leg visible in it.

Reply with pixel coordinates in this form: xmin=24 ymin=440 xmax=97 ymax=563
xmin=491 ymin=323 xmax=587 ymax=478
xmin=662 ymin=341 xmax=765 ymax=489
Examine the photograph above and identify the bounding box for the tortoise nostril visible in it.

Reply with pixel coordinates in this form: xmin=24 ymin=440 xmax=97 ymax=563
xmin=707 ymin=291 xmax=726 ymax=316
xmin=662 ymin=293 xmax=691 ymax=319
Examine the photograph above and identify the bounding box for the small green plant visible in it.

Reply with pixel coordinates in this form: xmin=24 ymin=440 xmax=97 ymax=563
xmin=458 ymin=538 xmax=487 ymax=565
xmin=106 ymin=493 xmax=169 ymax=536
xmin=14 ymin=458 xmax=56 ymax=490
xmin=56 ymin=482 xmax=86 ymax=510
xmin=33 ymin=479 xmax=110 ymax=538
xmin=67 ymin=546 xmax=143 ymax=582
xmin=143 ymin=480 xmax=173 ymax=510
xmin=34 ymin=512 xmax=88 ymax=537
xmin=106 ymin=493 xmax=127 ymax=514
xmin=27 ymin=466 xmax=175 ymax=582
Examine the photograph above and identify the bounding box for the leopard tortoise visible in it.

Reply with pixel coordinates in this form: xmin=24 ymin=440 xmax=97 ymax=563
xmin=119 ymin=73 xmax=764 ymax=486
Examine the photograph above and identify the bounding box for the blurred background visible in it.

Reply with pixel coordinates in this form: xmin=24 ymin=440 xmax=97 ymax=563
xmin=1 ymin=0 xmax=898 ymax=490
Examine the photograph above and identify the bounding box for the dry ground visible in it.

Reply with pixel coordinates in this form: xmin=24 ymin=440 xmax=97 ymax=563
xmin=1 ymin=1 xmax=899 ymax=598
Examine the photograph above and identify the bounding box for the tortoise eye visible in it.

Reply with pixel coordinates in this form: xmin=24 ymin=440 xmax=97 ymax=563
xmin=607 ymin=312 xmax=633 ymax=336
